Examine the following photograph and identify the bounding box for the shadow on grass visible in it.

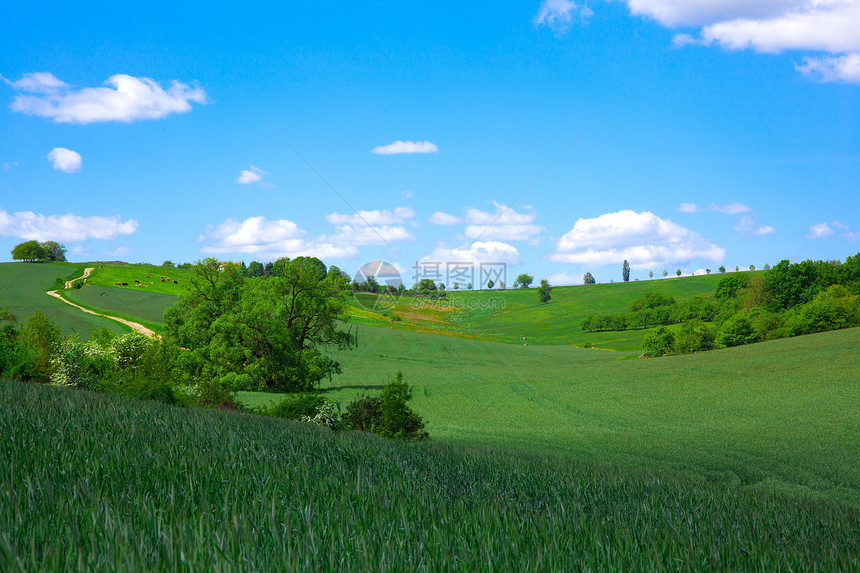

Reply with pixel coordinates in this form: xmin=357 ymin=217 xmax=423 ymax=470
xmin=322 ymin=384 xmax=384 ymax=392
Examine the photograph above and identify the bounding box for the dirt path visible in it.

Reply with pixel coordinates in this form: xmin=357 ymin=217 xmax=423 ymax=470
xmin=47 ymin=267 xmax=157 ymax=338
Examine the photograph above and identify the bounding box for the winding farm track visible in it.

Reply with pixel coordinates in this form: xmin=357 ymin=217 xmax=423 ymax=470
xmin=47 ymin=267 xmax=157 ymax=338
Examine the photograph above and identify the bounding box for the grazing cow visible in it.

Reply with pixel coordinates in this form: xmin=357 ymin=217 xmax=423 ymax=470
xmin=134 ymin=280 xmax=140 ymax=283
xmin=173 ymin=280 xmax=178 ymax=284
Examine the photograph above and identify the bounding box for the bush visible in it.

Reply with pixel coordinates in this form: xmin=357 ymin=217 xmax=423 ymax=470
xmin=344 ymin=371 xmax=428 ymax=441
xmin=18 ymin=311 xmax=61 ymax=380
xmin=675 ymin=320 xmax=714 ymax=354
xmin=50 ymin=337 xmax=98 ymax=389
xmin=268 ymin=393 xmax=326 ymax=420
xmin=642 ymin=327 xmax=675 ymax=356
xmin=715 ymin=314 xmax=757 ymax=348
xmin=301 ymin=400 xmax=343 ymax=430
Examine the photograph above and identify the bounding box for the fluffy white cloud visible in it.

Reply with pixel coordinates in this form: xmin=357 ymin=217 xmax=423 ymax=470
xmin=618 ymin=1 xmax=860 ymax=83
xmin=534 ymin=0 xmax=593 ymax=32
xmin=325 ymin=224 xmax=415 ymax=246
xmin=236 ymin=165 xmax=273 ymax=186
xmin=0 ymin=207 xmax=137 ymax=242
xmin=370 ymin=140 xmax=438 ymax=155
xmin=464 ymin=202 xmax=544 ymax=244
xmin=806 ymin=221 xmax=834 ymax=239
xmin=734 ymin=215 xmax=776 ymax=236
xmin=423 ymin=241 xmax=521 ymax=266
xmin=550 ymin=209 xmax=725 ymax=268
xmin=796 ymin=53 xmax=860 ymax=83
xmin=199 ymin=216 xmax=358 ymax=259
xmin=2 ymin=72 xmax=69 ymax=93
xmin=326 ymin=206 xmax=415 ymax=226
xmin=47 ymin=147 xmax=82 ymax=173
xmin=428 ymin=211 xmax=462 ymax=226
xmin=7 ymin=73 xmax=207 ymax=123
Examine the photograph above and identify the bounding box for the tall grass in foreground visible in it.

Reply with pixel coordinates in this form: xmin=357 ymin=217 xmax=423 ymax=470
xmin=2 ymin=379 xmax=858 ymax=571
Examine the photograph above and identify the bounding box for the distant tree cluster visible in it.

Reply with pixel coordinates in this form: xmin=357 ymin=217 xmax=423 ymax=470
xmin=11 ymin=241 xmax=66 ymax=262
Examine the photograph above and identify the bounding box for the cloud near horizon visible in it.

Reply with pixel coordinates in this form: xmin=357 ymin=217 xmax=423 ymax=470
xmin=550 ymin=209 xmax=725 ymax=268
xmin=370 ymin=140 xmax=438 ymax=155
xmin=0 ymin=207 xmax=138 ymax=242
xmin=47 ymin=147 xmax=82 ymax=173
xmin=464 ymin=202 xmax=544 ymax=244
xmin=5 ymin=72 xmax=207 ymax=123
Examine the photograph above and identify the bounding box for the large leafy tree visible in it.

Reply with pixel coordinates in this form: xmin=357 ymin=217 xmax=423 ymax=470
xmin=40 ymin=241 xmax=67 ymax=262
xmin=583 ymin=272 xmax=596 ymax=285
xmin=164 ymin=258 xmax=354 ymax=392
xmin=11 ymin=241 xmax=47 ymax=262
xmin=514 ymin=273 xmax=533 ymax=288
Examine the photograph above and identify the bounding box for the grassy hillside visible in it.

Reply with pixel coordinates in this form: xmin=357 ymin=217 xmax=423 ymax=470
xmin=3 ymin=378 xmax=857 ymax=571
xmin=63 ymin=285 xmax=177 ymax=333
xmin=0 ymin=262 xmax=127 ymax=336
xmin=347 ymin=272 xmax=738 ymax=350
xmin=243 ymin=324 xmax=860 ymax=506
xmin=85 ymin=262 xmax=197 ymax=296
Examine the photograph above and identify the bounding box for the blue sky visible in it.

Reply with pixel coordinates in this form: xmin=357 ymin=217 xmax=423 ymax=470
xmin=1 ymin=0 xmax=858 ymax=285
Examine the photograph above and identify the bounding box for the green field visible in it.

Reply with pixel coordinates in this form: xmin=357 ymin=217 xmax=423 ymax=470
xmin=3 ymin=378 xmax=857 ymax=571
xmin=242 ymin=323 xmax=860 ymax=506
xmin=63 ymin=285 xmax=177 ymax=333
xmin=85 ymin=262 xmax=197 ymax=296
xmin=348 ymin=272 xmax=737 ymax=350
xmin=0 ymin=262 xmax=127 ymax=336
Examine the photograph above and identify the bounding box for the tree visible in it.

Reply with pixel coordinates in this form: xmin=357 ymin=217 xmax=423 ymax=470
xmin=40 ymin=241 xmax=67 ymax=262
xmin=343 ymin=371 xmax=428 ymax=440
xmin=164 ymin=258 xmax=354 ymax=392
xmin=466 ymin=282 xmax=472 ymax=290
xmin=538 ymin=279 xmax=551 ymax=303
xmin=662 ymin=269 xmax=668 ymax=278
xmin=706 ymin=269 xmax=711 ymax=274
xmin=583 ymin=272 xmax=596 ymax=285
xmin=453 ymin=283 xmax=459 ymax=290
xmin=162 ymin=260 xmax=175 ymax=268
xmin=719 ymin=265 xmax=726 ymax=273
xmin=749 ymin=264 xmax=756 ymax=271
xmin=417 ymin=278 xmax=437 ymax=293
xmin=676 ymin=269 xmax=682 ymax=277
xmin=18 ymin=311 xmax=61 ymax=380
xmin=11 ymin=241 xmax=47 ymax=262
xmin=763 ymin=263 xmax=771 ymax=271
xmin=247 ymin=261 xmax=265 ymax=278
xmin=643 ymin=326 xmax=674 ymax=356
xmin=487 ymin=280 xmax=494 ymax=289
xmin=649 ymin=270 xmax=654 ymax=279
xmin=515 ymin=273 xmax=534 ymax=288
xmin=622 ymin=260 xmax=631 ymax=282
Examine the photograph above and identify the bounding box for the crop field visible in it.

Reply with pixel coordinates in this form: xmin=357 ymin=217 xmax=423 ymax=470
xmin=0 ymin=262 xmax=127 ymax=336
xmin=85 ymin=263 xmax=197 ymax=296
xmin=242 ymin=323 xmax=860 ymax=507
xmin=347 ymin=272 xmax=738 ymax=350
xmin=63 ymin=285 xmax=177 ymax=332
xmin=3 ymin=378 xmax=858 ymax=571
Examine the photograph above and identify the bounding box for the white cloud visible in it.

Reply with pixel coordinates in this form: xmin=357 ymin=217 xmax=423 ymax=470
xmin=325 ymin=224 xmax=415 ymax=246
xmin=546 ymin=271 xmax=587 ymax=286
xmin=0 ymin=207 xmax=137 ymax=242
xmin=370 ymin=140 xmax=438 ymax=155
xmin=236 ymin=165 xmax=273 ymax=187
xmin=47 ymin=147 xmax=82 ymax=173
xmin=806 ymin=221 xmax=834 ymax=239
xmin=618 ymin=1 xmax=860 ymax=83
xmin=550 ymin=209 xmax=725 ymax=268
xmin=2 ymin=72 xmax=69 ymax=93
xmin=424 ymin=240 xmax=521 ymax=266
xmin=679 ymin=202 xmax=699 ymax=213
xmin=711 ymin=201 xmax=752 ymax=215
xmin=199 ymin=216 xmax=358 ymax=259
xmin=7 ymin=73 xmax=207 ymax=123
xmin=796 ymin=53 xmax=860 ymax=83
xmin=108 ymin=246 xmax=133 ymax=257
xmin=534 ymin=0 xmax=593 ymax=32
xmin=428 ymin=211 xmax=462 ymax=226
xmin=734 ymin=215 xmax=776 ymax=236
xmin=464 ymin=202 xmax=544 ymax=244
xmin=326 ymin=206 xmax=415 ymax=226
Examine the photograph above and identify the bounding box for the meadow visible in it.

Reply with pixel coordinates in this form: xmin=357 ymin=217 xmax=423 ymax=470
xmin=84 ymin=262 xmax=197 ymax=296
xmin=62 ymin=285 xmax=177 ymax=334
xmin=3 ymin=378 xmax=858 ymax=571
xmin=0 ymin=262 xmax=127 ymax=336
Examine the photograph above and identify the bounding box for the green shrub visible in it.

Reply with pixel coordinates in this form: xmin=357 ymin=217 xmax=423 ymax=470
xmin=674 ymin=319 xmax=714 ymax=354
xmin=268 ymin=393 xmax=326 ymax=420
xmin=344 ymin=371 xmax=428 ymax=441
xmin=50 ymin=337 xmax=98 ymax=389
xmin=301 ymin=400 xmax=343 ymax=430
xmin=642 ymin=327 xmax=674 ymax=356
xmin=18 ymin=311 xmax=61 ymax=380
xmin=715 ymin=314 xmax=757 ymax=348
